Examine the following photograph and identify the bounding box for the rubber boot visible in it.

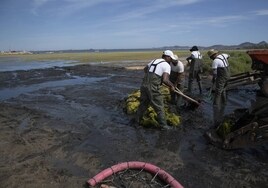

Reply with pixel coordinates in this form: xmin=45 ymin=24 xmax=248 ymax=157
xmin=170 ymin=91 xmax=176 ymax=105
xmin=198 ymin=81 xmax=202 ymax=94
xmin=213 ymin=105 xmax=221 ymax=128
xmin=188 ymin=81 xmax=192 ymax=94
xmin=176 ymin=95 xmax=183 ymax=108
xmin=213 ymin=104 xmax=225 ymax=128
xmin=213 ymin=92 xmax=221 ymax=108
xmin=157 ymin=112 xmax=170 ymax=130
xmin=221 ymin=90 xmax=227 ymax=105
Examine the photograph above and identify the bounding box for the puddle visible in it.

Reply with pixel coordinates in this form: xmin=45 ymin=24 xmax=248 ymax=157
xmin=0 ymin=76 xmax=108 ymax=101
xmin=201 ymin=85 xmax=258 ymax=121
xmin=0 ymin=57 xmax=147 ymax=72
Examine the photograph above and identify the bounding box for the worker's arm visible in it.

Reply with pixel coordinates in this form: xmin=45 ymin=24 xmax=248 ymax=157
xmin=175 ymin=72 xmax=184 ymax=86
xmin=143 ymin=65 xmax=148 ymax=73
xmin=162 ymin=72 xmax=175 ymax=91
xmin=212 ymin=68 xmax=217 ymax=83
xmin=186 ymin=56 xmax=192 ymax=62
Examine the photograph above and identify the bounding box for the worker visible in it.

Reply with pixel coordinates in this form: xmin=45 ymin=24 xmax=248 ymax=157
xmin=186 ymin=46 xmax=203 ymax=94
xmin=136 ymin=50 xmax=176 ymax=130
xmin=170 ymin=54 xmax=185 ymax=110
xmin=207 ymin=49 xmax=230 ymax=127
xmin=207 ymin=49 xmax=230 ymax=108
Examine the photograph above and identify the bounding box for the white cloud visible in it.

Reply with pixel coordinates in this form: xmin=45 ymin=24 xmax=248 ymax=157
xmin=33 ymin=0 xmax=50 ymax=6
xmin=31 ymin=0 xmax=52 ymax=15
xmin=110 ymin=0 xmax=202 ymax=23
xmin=171 ymin=0 xmax=203 ymax=5
xmin=30 ymin=0 xmax=203 ymax=21
xmin=205 ymin=15 xmax=247 ymax=25
xmin=254 ymin=9 xmax=268 ymax=16
xmin=31 ymin=0 xmax=122 ymax=17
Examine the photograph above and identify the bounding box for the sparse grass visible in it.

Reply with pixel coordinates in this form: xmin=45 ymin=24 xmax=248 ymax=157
xmin=200 ymin=50 xmax=252 ymax=75
xmin=227 ymin=50 xmax=252 ymax=74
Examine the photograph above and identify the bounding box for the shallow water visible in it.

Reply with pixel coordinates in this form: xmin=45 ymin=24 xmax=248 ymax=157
xmin=0 ymin=57 xmax=146 ymax=72
xmin=0 ymin=56 xmax=80 ymax=72
xmin=0 ymin=76 xmax=108 ymax=101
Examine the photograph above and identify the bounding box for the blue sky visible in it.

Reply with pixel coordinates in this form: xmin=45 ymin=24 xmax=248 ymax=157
xmin=0 ymin=0 xmax=268 ymax=51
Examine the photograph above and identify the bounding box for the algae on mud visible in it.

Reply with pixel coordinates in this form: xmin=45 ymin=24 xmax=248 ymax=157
xmin=216 ymin=117 xmax=235 ymax=138
xmin=124 ymin=87 xmax=181 ymax=128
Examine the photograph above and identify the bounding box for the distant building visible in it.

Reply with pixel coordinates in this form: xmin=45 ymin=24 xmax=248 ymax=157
xmin=0 ymin=50 xmax=32 ymax=55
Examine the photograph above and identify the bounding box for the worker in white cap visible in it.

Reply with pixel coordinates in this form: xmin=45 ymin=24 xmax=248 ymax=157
xmin=136 ymin=50 xmax=176 ymax=130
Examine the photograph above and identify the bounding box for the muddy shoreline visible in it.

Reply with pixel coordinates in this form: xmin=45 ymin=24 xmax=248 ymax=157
xmin=0 ymin=63 xmax=267 ymax=188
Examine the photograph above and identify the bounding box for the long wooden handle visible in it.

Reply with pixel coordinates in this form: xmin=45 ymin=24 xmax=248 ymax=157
xmin=174 ymin=88 xmax=200 ymax=105
xmin=163 ymin=84 xmax=200 ymax=105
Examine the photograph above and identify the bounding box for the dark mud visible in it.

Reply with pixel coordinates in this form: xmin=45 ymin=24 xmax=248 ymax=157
xmin=0 ymin=63 xmax=267 ymax=188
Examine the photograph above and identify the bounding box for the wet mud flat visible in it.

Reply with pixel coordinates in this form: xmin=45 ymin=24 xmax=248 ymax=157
xmin=0 ymin=63 xmax=267 ymax=188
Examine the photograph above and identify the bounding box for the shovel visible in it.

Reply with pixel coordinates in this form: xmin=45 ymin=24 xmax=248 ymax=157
xmin=163 ymin=84 xmax=201 ymax=109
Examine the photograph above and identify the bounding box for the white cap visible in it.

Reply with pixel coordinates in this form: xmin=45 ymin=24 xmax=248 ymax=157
xmin=163 ymin=50 xmax=176 ymax=60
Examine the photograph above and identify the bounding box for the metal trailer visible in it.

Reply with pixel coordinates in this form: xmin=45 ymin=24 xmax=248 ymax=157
xmin=227 ymin=50 xmax=268 ymax=97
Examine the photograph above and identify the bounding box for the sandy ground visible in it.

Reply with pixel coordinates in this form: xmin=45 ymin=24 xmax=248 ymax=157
xmin=0 ymin=62 xmax=267 ymax=188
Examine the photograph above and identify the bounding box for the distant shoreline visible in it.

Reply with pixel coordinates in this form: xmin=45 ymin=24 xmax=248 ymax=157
xmin=1 ymin=41 xmax=267 ymax=54
xmin=1 ymin=50 xmax=33 ymax=55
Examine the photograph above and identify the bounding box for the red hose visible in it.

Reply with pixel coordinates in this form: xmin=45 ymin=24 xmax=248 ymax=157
xmin=88 ymin=161 xmax=184 ymax=188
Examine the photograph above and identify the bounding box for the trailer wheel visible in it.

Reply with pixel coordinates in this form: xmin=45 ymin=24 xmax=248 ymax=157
xmin=261 ymin=78 xmax=268 ymax=97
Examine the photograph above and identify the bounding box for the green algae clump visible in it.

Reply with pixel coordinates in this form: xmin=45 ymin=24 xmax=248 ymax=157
xmin=125 ymin=90 xmax=140 ymax=114
xmin=166 ymin=110 xmax=180 ymax=127
xmin=216 ymin=118 xmax=234 ymax=138
xmin=124 ymin=87 xmax=181 ymax=128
